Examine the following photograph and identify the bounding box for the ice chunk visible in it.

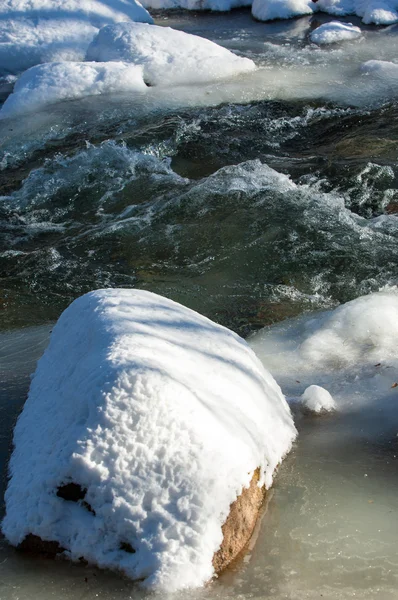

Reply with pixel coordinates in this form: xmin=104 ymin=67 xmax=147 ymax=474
xmin=0 ymin=62 xmax=147 ymax=119
xmin=0 ymin=0 xmax=153 ymax=75
xmin=2 ymin=289 xmax=296 ymax=591
xmin=86 ymin=22 xmax=256 ymax=87
xmin=301 ymin=385 xmax=336 ymax=413
xmin=310 ymin=21 xmax=362 ymax=44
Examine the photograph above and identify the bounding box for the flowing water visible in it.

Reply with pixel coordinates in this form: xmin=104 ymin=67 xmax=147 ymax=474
xmin=1 ymin=9 xmax=398 ymax=599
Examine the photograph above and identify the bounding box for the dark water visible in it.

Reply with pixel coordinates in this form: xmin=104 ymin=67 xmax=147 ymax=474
xmin=1 ymin=9 xmax=398 ymax=599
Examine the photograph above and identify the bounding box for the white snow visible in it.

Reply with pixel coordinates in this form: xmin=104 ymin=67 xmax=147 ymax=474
xmin=301 ymin=385 xmax=336 ymax=413
xmin=0 ymin=62 xmax=147 ymax=119
xmin=252 ymin=0 xmax=398 ymax=24
xmin=252 ymin=0 xmax=315 ymax=22
xmin=249 ymin=289 xmax=398 ymax=412
xmin=86 ymin=23 xmax=256 ymax=87
xmin=2 ymin=288 xmax=296 ymax=591
xmin=0 ymin=0 xmax=153 ymax=75
xmin=310 ymin=21 xmax=362 ymax=44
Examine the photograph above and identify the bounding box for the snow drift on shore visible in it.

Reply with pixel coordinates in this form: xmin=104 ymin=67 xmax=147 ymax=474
xmin=310 ymin=21 xmax=362 ymax=44
xmin=249 ymin=289 xmax=398 ymax=411
xmin=0 ymin=0 xmax=153 ymax=75
xmin=86 ymin=22 xmax=256 ymax=87
xmin=0 ymin=62 xmax=147 ymax=119
xmin=2 ymin=289 xmax=296 ymax=591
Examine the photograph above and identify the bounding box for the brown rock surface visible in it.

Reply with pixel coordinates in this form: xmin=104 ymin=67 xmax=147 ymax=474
xmin=212 ymin=467 xmax=265 ymax=574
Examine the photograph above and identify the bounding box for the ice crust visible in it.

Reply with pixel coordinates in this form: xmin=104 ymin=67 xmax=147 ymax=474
xmin=2 ymin=289 xmax=296 ymax=591
xmin=86 ymin=22 xmax=256 ymax=87
xmin=0 ymin=0 xmax=153 ymax=75
xmin=0 ymin=62 xmax=147 ymax=119
xmin=310 ymin=21 xmax=362 ymax=44
xmin=249 ymin=289 xmax=398 ymax=411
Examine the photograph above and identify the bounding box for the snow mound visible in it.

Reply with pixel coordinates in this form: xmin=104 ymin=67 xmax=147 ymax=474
xmin=2 ymin=289 xmax=296 ymax=591
xmin=86 ymin=22 xmax=256 ymax=87
xmin=0 ymin=0 xmax=153 ymax=76
xmin=0 ymin=62 xmax=147 ymax=120
xmin=249 ymin=289 xmax=398 ymax=411
xmin=252 ymin=0 xmax=315 ymax=21
xmin=301 ymin=385 xmax=336 ymax=413
xmin=310 ymin=21 xmax=362 ymax=44
xmin=252 ymin=0 xmax=398 ymax=24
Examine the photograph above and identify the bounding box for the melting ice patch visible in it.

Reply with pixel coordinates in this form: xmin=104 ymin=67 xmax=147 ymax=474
xmin=2 ymin=289 xmax=296 ymax=591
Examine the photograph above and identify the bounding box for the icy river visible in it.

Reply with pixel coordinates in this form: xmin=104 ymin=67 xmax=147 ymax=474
xmin=1 ymin=9 xmax=398 ymax=599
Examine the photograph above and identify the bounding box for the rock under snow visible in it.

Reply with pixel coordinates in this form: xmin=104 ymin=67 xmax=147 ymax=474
xmin=0 ymin=0 xmax=153 ymax=76
xmin=2 ymin=289 xmax=296 ymax=591
xmin=310 ymin=21 xmax=362 ymax=44
xmin=86 ymin=22 xmax=256 ymax=87
xmin=0 ymin=62 xmax=147 ymax=119
xmin=301 ymin=385 xmax=336 ymax=413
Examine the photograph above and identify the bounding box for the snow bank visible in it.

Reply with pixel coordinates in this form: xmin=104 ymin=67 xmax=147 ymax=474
xmin=310 ymin=21 xmax=362 ymax=44
xmin=252 ymin=0 xmax=398 ymax=24
xmin=0 ymin=0 xmax=153 ymax=76
xmin=301 ymin=385 xmax=336 ymax=413
xmin=249 ymin=289 xmax=398 ymax=411
xmin=2 ymin=289 xmax=296 ymax=591
xmin=0 ymin=62 xmax=147 ymax=120
xmin=86 ymin=23 xmax=256 ymax=87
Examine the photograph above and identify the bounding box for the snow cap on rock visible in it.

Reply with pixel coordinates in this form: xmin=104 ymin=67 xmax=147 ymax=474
xmin=2 ymin=289 xmax=296 ymax=591
xmin=86 ymin=22 xmax=256 ymax=87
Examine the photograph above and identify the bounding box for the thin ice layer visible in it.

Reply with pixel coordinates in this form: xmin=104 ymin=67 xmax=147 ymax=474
xmin=0 ymin=62 xmax=147 ymax=119
xmin=2 ymin=289 xmax=296 ymax=591
xmin=86 ymin=22 xmax=256 ymax=87
xmin=0 ymin=0 xmax=153 ymax=75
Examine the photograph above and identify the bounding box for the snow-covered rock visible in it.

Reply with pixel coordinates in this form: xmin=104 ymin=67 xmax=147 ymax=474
xmin=0 ymin=62 xmax=147 ymax=119
xmin=86 ymin=22 xmax=256 ymax=87
xmin=249 ymin=289 xmax=398 ymax=411
xmin=2 ymin=289 xmax=296 ymax=591
xmin=310 ymin=21 xmax=362 ymax=44
xmin=252 ymin=0 xmax=315 ymax=21
xmin=361 ymin=59 xmax=398 ymax=90
xmin=0 ymin=0 xmax=153 ymax=76
xmin=252 ymin=0 xmax=398 ymax=24
xmin=301 ymin=385 xmax=336 ymax=413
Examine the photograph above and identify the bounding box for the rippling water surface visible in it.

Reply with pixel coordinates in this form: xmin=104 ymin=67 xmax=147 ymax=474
xmin=1 ymin=9 xmax=398 ymax=599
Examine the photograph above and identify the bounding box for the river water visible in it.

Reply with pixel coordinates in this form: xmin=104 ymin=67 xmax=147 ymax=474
xmin=1 ymin=9 xmax=398 ymax=599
